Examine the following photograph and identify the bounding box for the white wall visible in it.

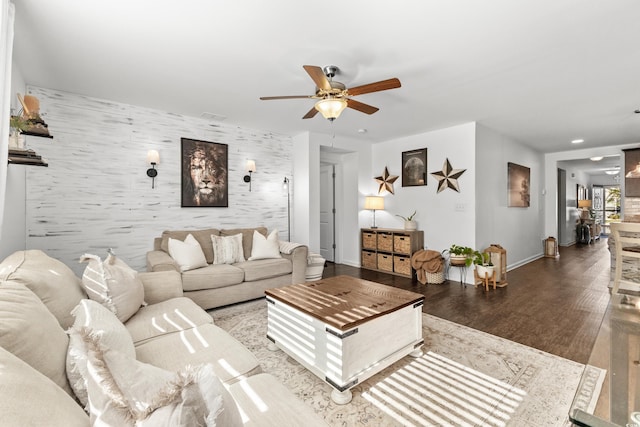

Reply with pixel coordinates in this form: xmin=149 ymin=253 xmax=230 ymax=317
xmin=18 ymin=86 xmax=292 ymax=274
xmin=0 ymin=60 xmax=26 ymax=259
xmin=372 ymin=123 xmax=477 ymax=254
xmin=476 ymin=124 xmax=545 ymax=267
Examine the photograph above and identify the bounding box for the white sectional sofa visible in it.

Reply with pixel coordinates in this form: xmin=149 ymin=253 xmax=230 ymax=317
xmin=0 ymin=249 xmax=327 ymax=426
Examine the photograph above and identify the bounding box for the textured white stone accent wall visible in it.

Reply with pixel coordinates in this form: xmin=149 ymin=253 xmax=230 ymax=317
xmin=24 ymin=87 xmax=292 ymax=274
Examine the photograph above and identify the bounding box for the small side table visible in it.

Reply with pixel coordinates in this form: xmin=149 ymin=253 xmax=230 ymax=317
xmin=449 ymin=260 xmax=469 ymax=286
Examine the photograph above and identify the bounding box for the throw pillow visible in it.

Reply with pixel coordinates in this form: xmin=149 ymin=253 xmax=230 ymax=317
xmin=211 ymin=233 xmax=245 ymax=265
xmin=0 ymin=249 xmax=86 ymax=329
xmin=66 ymin=299 xmax=136 ymax=408
xmin=249 ymin=229 xmax=281 ymax=260
xmin=80 ymin=328 xmax=241 ymax=426
xmin=168 ymin=234 xmax=208 ymax=272
xmin=0 ymin=281 xmax=74 ymax=397
xmin=79 ymin=251 xmax=145 ymax=323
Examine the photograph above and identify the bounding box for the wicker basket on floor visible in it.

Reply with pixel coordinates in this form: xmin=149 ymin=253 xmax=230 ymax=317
xmin=426 ymin=270 xmax=445 ymax=284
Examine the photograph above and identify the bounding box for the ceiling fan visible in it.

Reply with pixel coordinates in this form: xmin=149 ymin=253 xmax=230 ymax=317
xmin=260 ymin=65 xmax=401 ymax=121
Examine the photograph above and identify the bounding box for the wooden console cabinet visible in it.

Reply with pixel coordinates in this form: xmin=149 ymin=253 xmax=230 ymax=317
xmin=361 ymin=228 xmax=424 ymax=278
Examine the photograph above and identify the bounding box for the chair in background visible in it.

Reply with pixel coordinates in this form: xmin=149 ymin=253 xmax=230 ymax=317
xmin=610 ymin=222 xmax=640 ymax=295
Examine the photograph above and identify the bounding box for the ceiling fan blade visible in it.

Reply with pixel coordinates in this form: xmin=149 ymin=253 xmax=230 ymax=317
xmin=347 ymin=98 xmax=379 ymax=115
xmin=260 ymin=95 xmax=313 ymax=100
xmin=303 ymin=65 xmax=331 ymax=91
xmin=302 ymin=106 xmax=319 ymax=119
xmin=347 ymin=78 xmax=401 ymax=96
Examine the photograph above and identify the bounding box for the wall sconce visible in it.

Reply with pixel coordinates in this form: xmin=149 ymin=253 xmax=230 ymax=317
xmin=364 ymin=196 xmax=384 ymax=229
xmin=244 ymin=160 xmax=256 ymax=191
xmin=146 ymin=150 xmax=159 ymax=189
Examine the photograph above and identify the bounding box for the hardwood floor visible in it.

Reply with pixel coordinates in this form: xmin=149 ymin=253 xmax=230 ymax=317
xmin=323 ymin=239 xmax=612 ymax=364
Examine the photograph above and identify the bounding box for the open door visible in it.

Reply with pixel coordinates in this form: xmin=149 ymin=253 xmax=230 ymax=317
xmin=320 ymin=164 xmax=335 ymax=262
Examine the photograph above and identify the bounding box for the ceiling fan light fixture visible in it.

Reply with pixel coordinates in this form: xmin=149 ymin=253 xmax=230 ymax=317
xmin=315 ymin=98 xmax=348 ymax=121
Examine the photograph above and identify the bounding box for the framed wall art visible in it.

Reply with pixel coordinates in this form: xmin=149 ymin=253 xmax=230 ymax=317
xmin=507 ymin=162 xmax=530 ymax=207
xmin=181 ymin=138 xmax=228 ymax=207
xmin=402 ymin=148 xmax=427 ymax=187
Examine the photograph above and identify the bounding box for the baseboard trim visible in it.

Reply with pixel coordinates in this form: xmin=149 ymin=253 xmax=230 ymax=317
xmin=507 ymin=253 xmax=544 ymax=271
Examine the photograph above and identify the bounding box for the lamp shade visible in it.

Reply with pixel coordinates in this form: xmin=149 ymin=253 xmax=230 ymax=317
xmin=147 ymin=150 xmax=160 ymax=164
xmin=315 ymin=98 xmax=348 ymax=120
xmin=246 ymin=160 xmax=256 ymax=172
xmin=578 ymin=199 xmax=592 ymax=208
xmin=364 ymin=196 xmax=384 ymax=210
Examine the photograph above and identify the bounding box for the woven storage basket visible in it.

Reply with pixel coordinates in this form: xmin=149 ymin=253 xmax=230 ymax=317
xmin=426 ymin=271 xmax=445 ymax=284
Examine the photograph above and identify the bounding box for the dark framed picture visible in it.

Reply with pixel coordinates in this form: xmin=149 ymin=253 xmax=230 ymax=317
xmin=624 ymin=148 xmax=640 ymax=197
xmin=181 ymin=138 xmax=228 ymax=207
xmin=402 ymin=148 xmax=427 ymax=187
xmin=507 ymin=162 xmax=530 ymax=207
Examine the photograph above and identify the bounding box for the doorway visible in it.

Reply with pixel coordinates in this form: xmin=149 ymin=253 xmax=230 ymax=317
xmin=319 ymin=164 xmax=335 ymax=262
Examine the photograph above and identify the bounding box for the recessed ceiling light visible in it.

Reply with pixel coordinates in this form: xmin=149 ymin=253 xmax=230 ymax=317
xmin=357 ymin=128 xmax=367 ymax=134
xmin=605 ymin=170 xmax=619 ymax=175
xmin=590 ymin=156 xmax=603 ymax=161
xmin=571 ymin=139 xmax=584 ymax=144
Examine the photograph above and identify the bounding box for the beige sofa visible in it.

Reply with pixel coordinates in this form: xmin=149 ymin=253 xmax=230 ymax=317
xmin=0 ymin=250 xmax=327 ymax=426
xmin=146 ymin=227 xmax=308 ymax=309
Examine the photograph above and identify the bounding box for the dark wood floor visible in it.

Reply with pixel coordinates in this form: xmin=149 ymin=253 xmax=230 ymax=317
xmin=323 ymin=239 xmax=612 ymax=364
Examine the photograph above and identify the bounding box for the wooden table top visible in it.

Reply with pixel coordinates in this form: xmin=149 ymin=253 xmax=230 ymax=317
xmin=265 ymin=275 xmax=424 ymax=331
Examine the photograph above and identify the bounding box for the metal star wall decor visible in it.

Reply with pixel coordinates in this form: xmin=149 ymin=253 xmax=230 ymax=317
xmin=431 ymin=158 xmax=466 ymax=193
xmin=374 ymin=166 xmax=399 ymax=194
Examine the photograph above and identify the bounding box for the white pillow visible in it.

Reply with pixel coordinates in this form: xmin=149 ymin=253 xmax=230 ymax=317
xmin=80 ymin=328 xmax=241 ymax=426
xmin=79 ymin=252 xmax=145 ymax=323
xmin=211 ymin=233 xmax=245 ymax=264
xmin=249 ymin=229 xmax=282 ymax=260
xmin=66 ymin=299 xmax=136 ymax=408
xmin=168 ymin=234 xmax=208 ymax=272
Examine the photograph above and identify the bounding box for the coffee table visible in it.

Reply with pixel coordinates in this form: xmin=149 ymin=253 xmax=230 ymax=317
xmin=265 ymin=275 xmax=424 ymax=404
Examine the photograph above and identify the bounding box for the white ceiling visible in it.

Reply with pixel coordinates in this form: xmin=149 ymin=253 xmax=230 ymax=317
xmin=11 ymin=0 xmax=640 ymax=161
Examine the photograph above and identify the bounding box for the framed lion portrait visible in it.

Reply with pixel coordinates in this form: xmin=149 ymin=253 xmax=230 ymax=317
xmin=181 ymin=138 xmax=228 ymax=207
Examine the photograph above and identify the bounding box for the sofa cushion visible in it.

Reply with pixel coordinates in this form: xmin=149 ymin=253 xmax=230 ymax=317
xmin=167 ymin=233 xmax=208 ymax=272
xmin=228 ymin=373 xmax=329 ymax=427
xmin=0 ymin=249 xmax=85 ymax=329
xmin=211 ymin=233 xmax=245 ymax=264
xmin=221 ymin=227 xmax=267 ymax=261
xmin=235 ymin=258 xmax=292 ymax=282
xmin=80 ymin=252 xmax=145 ymax=323
xmin=161 ymin=229 xmax=220 ymax=264
xmin=125 ymin=297 xmax=214 ymax=344
xmin=249 ymin=229 xmax=282 ymax=260
xmin=0 ymin=346 xmax=89 ymax=427
xmin=135 ymin=323 xmax=261 ymax=385
xmin=181 ymin=264 xmax=244 ymax=291
xmin=80 ymin=329 xmax=241 ymax=426
xmin=0 ymin=281 xmax=73 ymax=396
xmin=67 ymin=299 xmax=136 ymax=407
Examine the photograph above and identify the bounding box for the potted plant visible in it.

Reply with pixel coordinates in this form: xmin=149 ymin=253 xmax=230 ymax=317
xmin=447 ymin=244 xmax=474 ymax=266
xmin=8 ymin=115 xmax=28 ymax=150
xmin=396 ymin=210 xmax=417 ymax=230
xmin=473 ymin=251 xmax=495 ymax=278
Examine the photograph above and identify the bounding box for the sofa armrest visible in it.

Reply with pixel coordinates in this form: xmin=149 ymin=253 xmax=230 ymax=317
xmin=138 ymin=271 xmax=183 ymax=304
xmin=281 ymin=245 xmax=308 ymax=284
xmin=146 ymin=250 xmax=179 ymax=273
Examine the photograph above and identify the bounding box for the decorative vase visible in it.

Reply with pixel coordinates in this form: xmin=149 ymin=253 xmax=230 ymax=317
xmin=404 ymin=220 xmax=417 ymax=231
xmin=476 ymin=265 xmax=495 ymax=278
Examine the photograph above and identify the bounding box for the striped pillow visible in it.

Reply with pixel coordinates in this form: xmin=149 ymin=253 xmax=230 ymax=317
xmin=211 ymin=233 xmax=245 ymax=265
